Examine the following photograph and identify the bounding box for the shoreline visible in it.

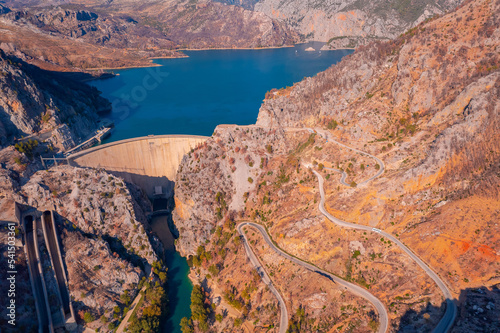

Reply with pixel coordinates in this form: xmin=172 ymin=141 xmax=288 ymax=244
xmin=86 ymin=62 xmax=163 ymax=71
xmin=175 ymin=44 xmax=296 ymax=51
xmin=86 ymin=42 xmax=351 ymax=79
xmin=87 ymin=45 xmax=296 ymax=72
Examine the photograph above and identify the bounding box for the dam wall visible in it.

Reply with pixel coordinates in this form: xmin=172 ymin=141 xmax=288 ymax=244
xmin=67 ymin=135 xmax=208 ymax=197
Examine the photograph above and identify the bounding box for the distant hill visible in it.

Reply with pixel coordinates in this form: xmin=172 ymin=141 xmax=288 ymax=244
xmin=254 ymin=0 xmax=463 ymax=47
xmin=0 ymin=0 xmax=298 ymax=70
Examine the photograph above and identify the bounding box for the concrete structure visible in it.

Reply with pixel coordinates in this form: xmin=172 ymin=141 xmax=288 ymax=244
xmin=23 ymin=214 xmax=53 ymax=333
xmin=41 ymin=211 xmax=76 ymax=331
xmin=33 ymin=217 xmax=55 ymax=333
xmin=64 ymin=127 xmax=112 ymax=156
xmin=67 ymin=135 xmax=208 ymax=197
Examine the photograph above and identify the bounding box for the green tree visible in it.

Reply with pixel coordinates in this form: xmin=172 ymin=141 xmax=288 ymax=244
xmin=234 ymin=318 xmax=243 ymax=327
xmin=180 ymin=317 xmax=194 ymax=333
xmin=120 ymin=290 xmax=131 ymax=306
xmin=327 ymin=119 xmax=338 ymax=130
xmin=158 ymin=271 xmax=167 ymax=283
xmin=190 ymin=285 xmax=208 ymax=327
xmin=208 ymin=264 xmax=220 ymax=277
xmin=83 ymin=312 xmax=95 ymax=323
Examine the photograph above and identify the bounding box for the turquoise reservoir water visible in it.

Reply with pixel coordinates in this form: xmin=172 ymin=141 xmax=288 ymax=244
xmin=90 ymin=43 xmax=352 ymax=333
xmin=90 ymin=43 xmax=353 ymax=143
xmin=164 ymin=249 xmax=192 ymax=333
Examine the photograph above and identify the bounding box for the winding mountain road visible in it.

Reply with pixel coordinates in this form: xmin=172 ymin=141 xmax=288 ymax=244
xmin=312 ymin=128 xmax=385 ymax=186
xmin=237 ymin=223 xmax=288 ymax=333
xmin=236 ymin=127 xmax=455 ymax=332
xmin=237 ymin=222 xmax=388 ymax=333
xmin=311 ymin=128 xmax=456 ymax=332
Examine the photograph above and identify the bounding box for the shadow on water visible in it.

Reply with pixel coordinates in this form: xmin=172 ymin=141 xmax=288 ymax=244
xmin=395 ymin=285 xmax=500 ymax=333
xmin=150 ymin=198 xmax=192 ymax=333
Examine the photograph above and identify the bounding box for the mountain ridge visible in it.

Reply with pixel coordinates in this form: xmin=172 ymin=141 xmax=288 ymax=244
xmin=172 ymin=0 xmax=499 ymax=331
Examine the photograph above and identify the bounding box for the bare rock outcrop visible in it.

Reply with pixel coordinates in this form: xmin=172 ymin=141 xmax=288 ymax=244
xmin=21 ymin=166 xmax=157 ymax=265
xmin=62 ymin=229 xmax=142 ymax=322
xmin=0 ymin=50 xmax=109 ymax=149
xmin=173 ymin=125 xmax=298 ymax=255
xmin=254 ymin=0 xmax=463 ymax=47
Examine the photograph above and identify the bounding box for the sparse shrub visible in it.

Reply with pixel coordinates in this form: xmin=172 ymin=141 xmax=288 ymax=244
xmin=327 ymin=119 xmax=338 ymax=130
xmin=234 ymin=318 xmax=243 ymax=327
xmin=83 ymin=312 xmax=95 ymax=323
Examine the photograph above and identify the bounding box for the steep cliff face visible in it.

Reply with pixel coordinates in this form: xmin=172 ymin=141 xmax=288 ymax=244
xmin=173 ymin=0 xmax=499 ymax=331
xmin=254 ymin=0 xmax=463 ymax=46
xmin=173 ymin=125 xmax=297 ymax=255
xmin=146 ymin=0 xmax=299 ymax=49
xmin=0 ymin=51 xmax=109 ymax=149
xmin=62 ymin=230 xmax=143 ymax=329
xmin=22 ymin=166 xmax=157 ymax=264
xmin=19 ymin=165 xmax=160 ymax=330
xmin=94 ymin=0 xmax=299 ymax=49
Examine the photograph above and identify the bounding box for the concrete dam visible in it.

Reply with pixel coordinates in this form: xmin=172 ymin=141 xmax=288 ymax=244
xmin=67 ymin=135 xmax=208 ymax=197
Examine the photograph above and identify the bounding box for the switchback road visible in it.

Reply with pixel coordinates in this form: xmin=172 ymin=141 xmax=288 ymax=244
xmin=235 ymin=127 xmax=455 ymax=332
xmin=310 ymin=128 xmax=456 ymax=332
xmin=237 ymin=223 xmax=288 ymax=333
xmin=237 ymin=222 xmax=388 ymax=333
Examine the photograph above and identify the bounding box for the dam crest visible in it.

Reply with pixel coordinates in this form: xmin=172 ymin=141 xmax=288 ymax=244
xmin=67 ymin=134 xmax=209 ymax=197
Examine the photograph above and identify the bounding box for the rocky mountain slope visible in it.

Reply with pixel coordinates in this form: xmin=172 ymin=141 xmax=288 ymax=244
xmin=0 ymin=161 xmax=165 ymax=330
xmin=0 ymin=0 xmax=465 ymax=67
xmin=0 ymin=47 xmax=168 ymax=331
xmin=173 ymin=0 xmax=499 ymax=331
xmin=0 ymin=50 xmax=109 ymax=149
xmin=0 ymin=5 xmax=181 ymax=71
xmin=254 ymin=0 xmax=462 ymax=47
xmin=0 ymin=0 xmax=298 ymax=71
